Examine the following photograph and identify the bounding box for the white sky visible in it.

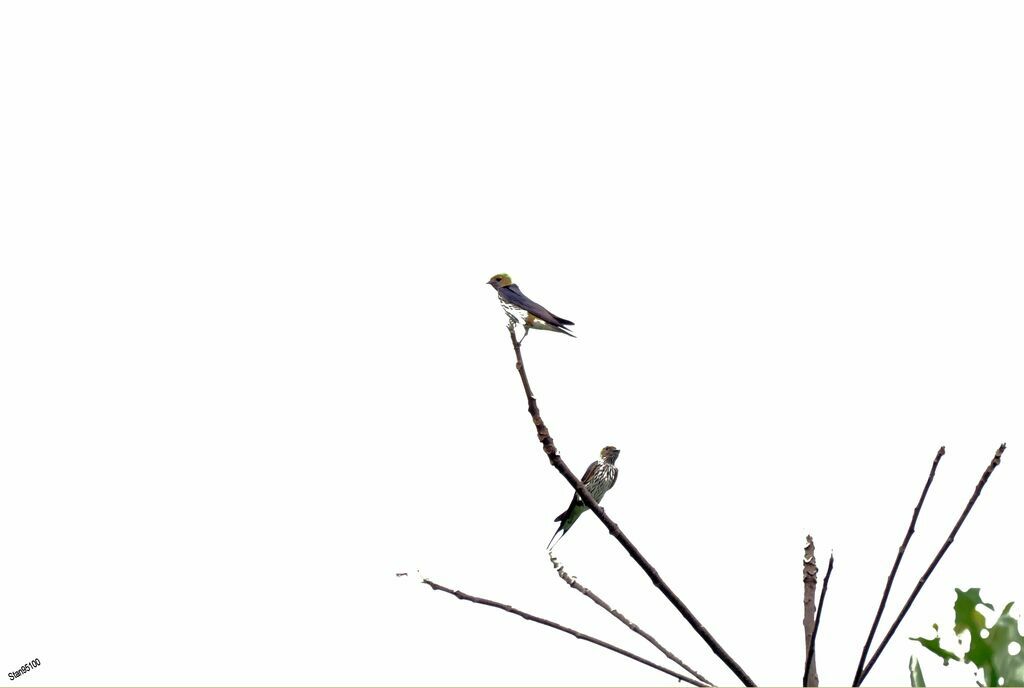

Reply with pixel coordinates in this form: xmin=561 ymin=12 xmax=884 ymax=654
xmin=1 ymin=2 xmax=1022 ymax=686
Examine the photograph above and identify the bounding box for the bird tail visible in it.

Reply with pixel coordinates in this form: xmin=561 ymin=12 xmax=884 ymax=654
xmin=548 ymin=502 xmax=584 ymax=549
xmin=547 ymin=524 xmax=565 ymax=550
xmin=551 ymin=315 xmax=575 ymax=337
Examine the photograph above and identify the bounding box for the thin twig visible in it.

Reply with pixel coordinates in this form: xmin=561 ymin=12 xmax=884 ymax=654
xmin=505 ymin=326 xmax=756 ymax=686
xmin=856 ymin=443 xmax=1006 ymax=685
xmin=422 ymin=577 xmax=705 ymax=686
xmin=804 ymin=553 xmax=834 ymax=687
xmin=549 ymin=552 xmax=715 ymax=687
xmin=852 ymin=446 xmax=945 ymax=685
xmin=802 ymin=535 xmax=819 ymax=687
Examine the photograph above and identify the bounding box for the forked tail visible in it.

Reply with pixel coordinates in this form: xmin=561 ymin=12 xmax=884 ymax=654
xmin=546 ymin=523 xmax=565 ymax=550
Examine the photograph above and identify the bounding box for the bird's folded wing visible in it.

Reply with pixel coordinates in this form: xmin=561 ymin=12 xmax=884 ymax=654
xmin=579 ymin=460 xmax=602 ymax=485
xmin=504 ymin=285 xmax=573 ymax=326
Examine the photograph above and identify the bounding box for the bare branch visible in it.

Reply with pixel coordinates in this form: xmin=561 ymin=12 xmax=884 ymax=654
xmin=549 ymin=552 xmax=715 ymax=687
xmin=505 ymin=326 xmax=756 ymax=686
xmin=804 ymin=553 xmax=834 ymax=687
xmin=852 ymin=446 xmax=945 ymax=685
xmin=422 ymin=577 xmax=705 ymax=685
xmin=856 ymin=443 xmax=1007 ymax=685
xmin=802 ymin=535 xmax=819 ymax=687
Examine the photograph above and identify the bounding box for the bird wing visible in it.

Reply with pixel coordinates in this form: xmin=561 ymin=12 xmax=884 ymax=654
xmin=501 ymin=285 xmax=574 ymax=326
xmin=579 ymin=460 xmax=603 ymax=485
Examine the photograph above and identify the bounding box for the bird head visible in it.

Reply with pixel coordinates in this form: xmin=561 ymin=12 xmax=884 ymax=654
xmin=486 ymin=273 xmax=513 ymax=288
xmin=601 ymin=446 xmax=620 ymax=463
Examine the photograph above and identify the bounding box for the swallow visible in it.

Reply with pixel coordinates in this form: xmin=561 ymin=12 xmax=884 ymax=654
xmin=548 ymin=446 xmax=620 ymax=549
xmin=486 ymin=273 xmax=575 ymax=342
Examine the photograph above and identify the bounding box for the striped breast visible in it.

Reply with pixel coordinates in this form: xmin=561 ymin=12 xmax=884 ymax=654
xmin=585 ymin=463 xmax=618 ymax=503
xmin=499 ymin=299 xmax=531 ymax=325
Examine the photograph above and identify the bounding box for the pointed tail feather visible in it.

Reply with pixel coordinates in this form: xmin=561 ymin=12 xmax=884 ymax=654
xmin=548 ymin=506 xmax=569 ymax=549
xmin=547 ymin=524 xmax=565 ymax=550
xmin=548 ymin=502 xmax=587 ymax=549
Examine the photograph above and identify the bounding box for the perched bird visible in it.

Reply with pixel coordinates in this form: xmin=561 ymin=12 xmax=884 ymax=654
xmin=486 ymin=273 xmax=575 ymax=341
xmin=547 ymin=446 xmax=620 ymax=549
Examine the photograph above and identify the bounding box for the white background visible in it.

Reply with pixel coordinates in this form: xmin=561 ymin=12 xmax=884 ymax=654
xmin=1 ymin=2 xmax=1022 ymax=686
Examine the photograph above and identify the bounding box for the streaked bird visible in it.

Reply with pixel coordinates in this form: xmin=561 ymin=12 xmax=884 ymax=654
xmin=486 ymin=273 xmax=575 ymax=341
xmin=547 ymin=446 xmax=620 ymax=549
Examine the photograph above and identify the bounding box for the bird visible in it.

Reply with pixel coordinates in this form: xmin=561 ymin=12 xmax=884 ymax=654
xmin=547 ymin=446 xmax=620 ymax=549
xmin=486 ymin=273 xmax=575 ymax=342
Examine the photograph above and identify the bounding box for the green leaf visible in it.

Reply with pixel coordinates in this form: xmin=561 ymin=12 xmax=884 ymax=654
xmin=952 ymin=589 xmax=1024 ymax=687
xmin=912 ymin=590 xmax=1023 ymax=687
xmin=985 ymin=602 xmax=1024 ymax=687
xmin=911 ymin=635 xmax=961 ymax=665
xmin=954 ymin=588 xmax=993 ymax=636
xmin=910 ymin=655 xmax=927 ymax=687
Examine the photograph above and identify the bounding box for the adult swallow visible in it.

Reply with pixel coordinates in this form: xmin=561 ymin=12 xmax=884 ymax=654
xmin=486 ymin=273 xmax=575 ymax=341
xmin=547 ymin=446 xmax=620 ymax=549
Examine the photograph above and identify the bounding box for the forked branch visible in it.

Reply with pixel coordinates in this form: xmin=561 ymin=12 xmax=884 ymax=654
xmin=856 ymin=443 xmax=1007 ymax=685
xmin=423 ymin=577 xmax=705 ymax=685
xmin=804 ymin=553 xmax=834 ymax=687
xmin=550 ymin=552 xmax=714 ymax=686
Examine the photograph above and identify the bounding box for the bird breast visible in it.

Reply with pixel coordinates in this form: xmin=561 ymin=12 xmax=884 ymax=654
xmin=585 ymin=464 xmax=617 ymax=502
xmin=499 ymin=300 xmax=529 ymax=323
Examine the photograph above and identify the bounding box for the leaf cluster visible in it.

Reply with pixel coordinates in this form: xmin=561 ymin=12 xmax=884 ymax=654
xmin=910 ymin=588 xmax=1024 ymax=687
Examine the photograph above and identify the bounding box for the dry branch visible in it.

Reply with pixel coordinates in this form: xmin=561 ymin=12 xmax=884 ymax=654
xmin=852 ymin=446 xmax=945 ymax=685
xmin=549 ymin=552 xmax=714 ymax=687
xmin=505 ymin=325 xmax=756 ymax=686
xmin=422 ymin=577 xmax=705 ymax=685
xmin=856 ymin=443 xmax=1007 ymax=685
xmin=804 ymin=553 xmax=834 ymax=687
xmin=802 ymin=535 xmax=819 ymax=687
